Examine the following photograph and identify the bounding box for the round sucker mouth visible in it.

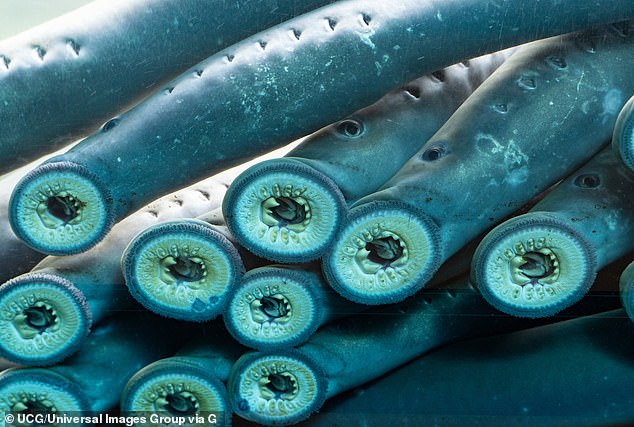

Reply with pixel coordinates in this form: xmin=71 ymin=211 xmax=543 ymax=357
xmin=123 ymin=220 xmax=244 ymax=322
xmin=9 ymin=161 xmax=113 ymax=255
xmin=323 ymin=200 xmax=441 ymax=305
xmin=228 ymin=351 xmax=326 ymax=426
xmin=120 ymin=362 xmax=229 ymax=427
xmin=472 ymin=212 xmax=597 ymax=318
xmin=224 ymin=268 xmax=321 ymax=350
xmin=0 ymin=273 xmax=91 ymax=366
xmin=222 ymin=158 xmax=347 ymax=263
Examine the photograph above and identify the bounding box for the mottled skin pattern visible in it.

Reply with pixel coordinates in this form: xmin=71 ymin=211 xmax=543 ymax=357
xmin=308 ymin=310 xmax=634 ymax=427
xmin=0 ymin=0 xmax=338 ymax=174
xmin=11 ymin=0 xmax=634 ymax=252
xmin=354 ymin=23 xmax=634 ymax=268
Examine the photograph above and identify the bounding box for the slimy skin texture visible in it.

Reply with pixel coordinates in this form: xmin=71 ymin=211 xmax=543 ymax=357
xmin=0 ymin=178 xmax=228 ymax=366
xmin=612 ymin=94 xmax=634 ymax=172
xmin=308 ymin=310 xmax=634 ymax=427
xmin=0 ymin=313 xmax=193 ymax=423
xmin=121 ymin=326 xmax=245 ymax=427
xmin=325 ymin=23 xmax=634 ymax=305
xmin=228 ymin=279 xmax=538 ymax=425
xmin=222 ymin=51 xmax=512 ymax=262
xmin=473 ymin=148 xmax=634 ymax=318
xmin=0 ymin=0 xmax=338 ymax=174
xmin=224 ymin=265 xmax=356 ymax=351
xmin=10 ymin=0 xmax=634 ymax=255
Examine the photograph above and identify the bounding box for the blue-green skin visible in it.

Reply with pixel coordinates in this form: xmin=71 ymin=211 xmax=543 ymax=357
xmin=0 ymin=179 xmax=228 ymax=365
xmin=0 ymin=312 xmax=194 ymax=423
xmin=221 ymin=51 xmax=511 ymax=262
xmin=121 ymin=325 xmax=245 ymax=427
xmin=279 ymin=50 xmax=513 ymax=203
xmin=612 ymin=94 xmax=634 ymax=172
xmin=334 ymin=24 xmax=634 ymax=302
xmin=0 ymin=0 xmax=338 ymax=175
xmin=308 ymin=309 xmax=634 ymax=427
xmin=228 ymin=279 xmax=541 ymax=425
xmin=473 ymin=148 xmax=634 ymax=317
xmin=12 ymin=0 xmax=634 ymax=254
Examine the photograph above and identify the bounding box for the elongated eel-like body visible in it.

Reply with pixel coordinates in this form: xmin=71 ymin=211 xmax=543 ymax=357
xmin=307 ymin=310 xmax=634 ymax=427
xmin=226 ymin=278 xmax=542 ymax=425
xmin=0 ymin=0 xmax=337 ymax=174
xmin=323 ymin=23 xmax=634 ymax=305
xmin=222 ymin=51 xmax=513 ymax=262
xmin=121 ymin=324 xmax=245 ymax=427
xmin=472 ymin=148 xmax=634 ymax=318
xmin=0 ymin=312 xmax=194 ymax=423
xmin=0 ymin=178 xmax=230 ymax=366
xmin=612 ymin=94 xmax=634 ymax=171
xmin=10 ymin=0 xmax=634 ymax=255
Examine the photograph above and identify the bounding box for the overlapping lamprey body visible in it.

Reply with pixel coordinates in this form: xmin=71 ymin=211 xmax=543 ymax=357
xmin=0 ymin=179 xmax=228 ymax=366
xmin=222 ymin=50 xmax=512 ymax=262
xmin=472 ymin=147 xmax=634 ymax=318
xmin=0 ymin=0 xmax=338 ymax=174
xmin=0 ymin=313 xmax=194 ymax=425
xmin=227 ymin=278 xmax=541 ymax=426
xmin=9 ymin=0 xmax=634 ymax=255
xmin=323 ymin=22 xmax=634 ymax=305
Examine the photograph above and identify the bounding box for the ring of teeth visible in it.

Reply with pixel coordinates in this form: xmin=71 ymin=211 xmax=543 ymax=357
xmin=10 ymin=392 xmax=56 ymax=414
xmin=13 ymin=301 xmax=60 ymax=340
xmin=249 ymin=294 xmax=293 ymax=325
xmin=155 ymin=390 xmax=199 ymax=414
xmin=258 ymin=372 xmax=299 ymax=401
xmin=36 ymin=191 xmax=84 ymax=229
xmin=509 ymin=247 xmax=560 ymax=286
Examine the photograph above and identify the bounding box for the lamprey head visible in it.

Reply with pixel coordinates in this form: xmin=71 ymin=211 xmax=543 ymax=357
xmin=224 ymin=267 xmax=322 ymax=350
xmin=323 ymin=201 xmax=441 ymax=304
xmin=123 ymin=220 xmax=244 ymax=322
xmin=228 ymin=352 xmax=325 ymax=426
xmin=0 ymin=273 xmax=91 ymax=366
xmin=121 ymin=360 xmax=229 ymax=427
xmin=471 ymin=212 xmax=597 ymax=318
xmin=9 ymin=161 xmax=114 ymax=255
xmin=612 ymin=94 xmax=634 ymax=173
xmin=222 ymin=159 xmax=347 ymax=263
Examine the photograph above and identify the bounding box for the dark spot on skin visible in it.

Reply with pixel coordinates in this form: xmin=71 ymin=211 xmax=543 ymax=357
xmin=336 ymin=119 xmax=364 ymax=138
xmin=361 ymin=13 xmax=372 ymax=26
xmin=326 ymin=18 xmax=337 ymax=31
xmin=574 ymin=173 xmax=601 ymax=188
xmin=226 ymin=54 xmax=235 ymax=63
xmin=258 ymin=41 xmax=267 ymax=50
xmin=166 ymin=87 xmax=175 ymax=94
xmin=237 ymin=399 xmax=249 ymax=412
xmin=195 ymin=189 xmax=210 ymax=200
xmin=420 ymin=144 xmax=446 ymax=161
xmin=291 ymin=28 xmax=302 ymax=40
xmin=493 ymin=103 xmax=508 ymax=113
xmin=101 ymin=118 xmax=119 ymax=132
xmin=545 ymin=55 xmax=567 ymax=69
xmin=66 ymin=39 xmax=80 ymax=56
xmin=403 ymin=85 xmax=421 ymax=99
xmin=431 ymin=69 xmax=446 ymax=82
xmin=147 ymin=210 xmax=159 ymax=217
xmin=33 ymin=45 xmax=46 ymax=60
xmin=173 ymin=198 xmax=184 ymax=207
xmin=518 ymin=76 xmax=537 ymax=90
xmin=195 ymin=69 xmax=204 ymax=77
xmin=425 ymin=197 xmax=433 ymax=203
xmin=461 ymin=60 xmax=471 ymax=67
xmin=1 ymin=55 xmax=10 ymax=69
